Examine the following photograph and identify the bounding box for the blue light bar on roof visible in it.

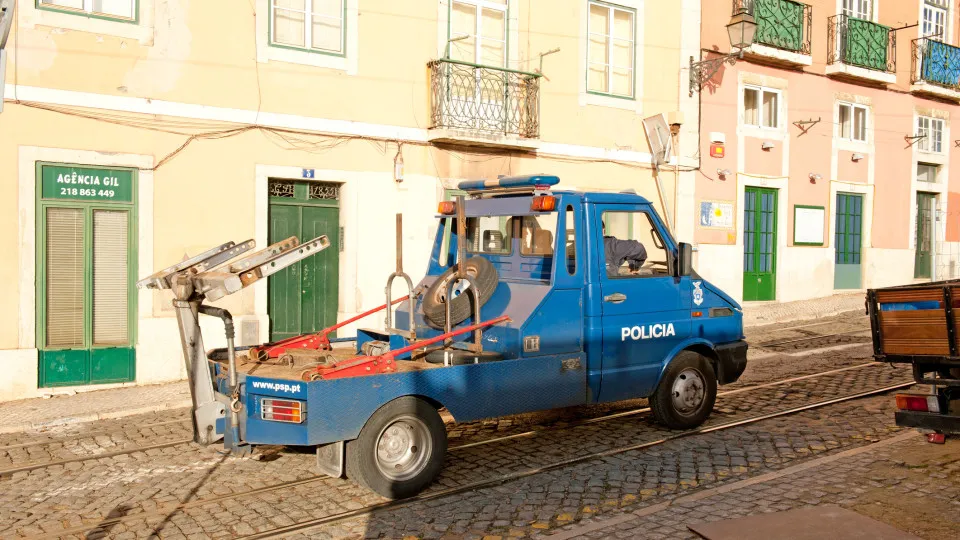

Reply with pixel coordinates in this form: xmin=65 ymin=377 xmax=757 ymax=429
xmin=458 ymin=174 xmax=560 ymax=192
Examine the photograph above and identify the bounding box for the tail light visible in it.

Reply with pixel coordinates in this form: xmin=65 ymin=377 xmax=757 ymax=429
xmin=531 ymin=195 xmax=557 ymax=212
xmin=438 ymin=201 xmax=457 ymax=215
xmin=895 ymin=394 xmax=940 ymax=413
xmin=261 ymin=398 xmax=306 ymax=423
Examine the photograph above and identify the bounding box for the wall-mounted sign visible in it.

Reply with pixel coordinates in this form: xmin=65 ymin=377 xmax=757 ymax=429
xmin=41 ymin=165 xmax=134 ymax=203
xmin=302 ymin=169 xmax=315 ymax=179
xmin=794 ymin=205 xmax=825 ymax=246
xmin=699 ymin=200 xmax=734 ymax=229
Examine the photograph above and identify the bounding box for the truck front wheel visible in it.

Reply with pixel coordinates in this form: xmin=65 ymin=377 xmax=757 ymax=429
xmin=346 ymin=396 xmax=447 ymax=499
xmin=650 ymin=352 xmax=717 ymax=430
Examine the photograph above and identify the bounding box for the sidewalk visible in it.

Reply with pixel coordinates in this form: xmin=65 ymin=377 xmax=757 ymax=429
xmin=0 ymin=293 xmax=867 ymax=434
xmin=0 ymin=381 xmax=190 ymax=434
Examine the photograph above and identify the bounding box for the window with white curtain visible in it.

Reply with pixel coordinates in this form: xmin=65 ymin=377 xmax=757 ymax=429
xmin=449 ymin=0 xmax=507 ymax=67
xmin=39 ymin=0 xmax=135 ymax=20
xmin=838 ymin=103 xmax=868 ymax=142
xmin=743 ymin=86 xmax=780 ymax=129
xmin=587 ymin=1 xmax=636 ymax=97
xmin=271 ymin=0 xmax=345 ymax=54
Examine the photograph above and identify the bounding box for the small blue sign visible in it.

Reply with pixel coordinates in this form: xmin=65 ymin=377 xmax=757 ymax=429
xmin=302 ymin=169 xmax=315 ymax=179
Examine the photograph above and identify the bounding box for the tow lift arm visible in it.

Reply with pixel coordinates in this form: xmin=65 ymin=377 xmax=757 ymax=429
xmin=136 ymin=235 xmax=331 ymax=453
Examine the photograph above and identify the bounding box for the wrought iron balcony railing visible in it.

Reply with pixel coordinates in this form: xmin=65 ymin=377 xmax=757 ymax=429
xmin=734 ymin=0 xmax=812 ymax=55
xmin=428 ymin=59 xmax=542 ymax=139
xmin=827 ymin=14 xmax=895 ymax=73
xmin=912 ymin=37 xmax=960 ymax=91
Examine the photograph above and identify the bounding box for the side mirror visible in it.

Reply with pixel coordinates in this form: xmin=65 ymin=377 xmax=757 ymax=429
xmin=677 ymin=242 xmax=693 ymax=277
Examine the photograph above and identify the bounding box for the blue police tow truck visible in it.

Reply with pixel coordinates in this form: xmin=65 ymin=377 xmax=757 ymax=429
xmin=138 ymin=174 xmax=747 ymax=499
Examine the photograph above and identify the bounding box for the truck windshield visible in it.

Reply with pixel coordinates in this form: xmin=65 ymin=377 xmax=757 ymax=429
xmin=465 ymin=214 xmax=558 ymax=256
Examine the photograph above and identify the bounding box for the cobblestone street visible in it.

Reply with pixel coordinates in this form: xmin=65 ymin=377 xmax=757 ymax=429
xmin=0 ymin=313 xmax=955 ymax=540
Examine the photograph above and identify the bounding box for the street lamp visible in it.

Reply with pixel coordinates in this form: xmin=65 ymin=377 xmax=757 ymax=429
xmin=689 ymin=3 xmax=758 ymax=96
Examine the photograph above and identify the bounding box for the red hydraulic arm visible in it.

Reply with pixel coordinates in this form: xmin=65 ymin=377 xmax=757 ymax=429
xmin=302 ymin=315 xmax=511 ymax=381
xmin=249 ymin=295 xmax=409 ymax=360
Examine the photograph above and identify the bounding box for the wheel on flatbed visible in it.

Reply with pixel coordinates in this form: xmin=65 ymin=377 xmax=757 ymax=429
xmin=649 ymin=351 xmax=717 ymax=430
xmin=421 ymin=257 xmax=499 ymax=329
xmin=346 ymin=396 xmax=447 ymax=499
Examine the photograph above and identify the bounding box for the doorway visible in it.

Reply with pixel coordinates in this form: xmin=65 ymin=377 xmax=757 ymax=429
xmin=267 ymin=180 xmax=340 ymax=342
xmin=743 ymin=187 xmax=778 ymax=301
xmin=915 ymin=192 xmax=937 ymax=279
xmin=834 ymin=193 xmax=863 ymax=289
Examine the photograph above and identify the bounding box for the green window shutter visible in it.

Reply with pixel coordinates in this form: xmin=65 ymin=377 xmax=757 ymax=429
xmin=45 ymin=207 xmax=86 ymax=348
xmin=92 ymin=209 xmax=130 ymax=345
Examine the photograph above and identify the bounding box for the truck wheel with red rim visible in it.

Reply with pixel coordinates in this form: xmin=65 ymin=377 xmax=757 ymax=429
xmin=649 ymin=351 xmax=717 ymax=430
xmin=346 ymin=396 xmax=447 ymax=499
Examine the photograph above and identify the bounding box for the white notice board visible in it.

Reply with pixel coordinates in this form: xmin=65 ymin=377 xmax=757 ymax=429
xmin=793 ymin=205 xmax=825 ymax=246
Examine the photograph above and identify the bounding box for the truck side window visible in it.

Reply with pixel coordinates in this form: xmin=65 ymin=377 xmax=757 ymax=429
xmin=520 ymin=215 xmax=558 ymax=256
xmin=565 ymin=205 xmax=576 ymax=275
xmin=601 ymin=211 xmax=669 ymax=278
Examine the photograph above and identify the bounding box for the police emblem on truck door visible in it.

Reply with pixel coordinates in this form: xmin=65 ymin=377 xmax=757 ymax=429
xmin=693 ymin=281 xmax=704 ymax=306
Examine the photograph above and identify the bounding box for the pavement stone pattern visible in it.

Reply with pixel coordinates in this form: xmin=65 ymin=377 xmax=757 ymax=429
xmin=301 ymin=394 xmax=912 ymax=539
xmin=0 ymin=384 xmax=191 ymax=435
xmin=741 ymin=294 xmax=864 ymax=327
xmin=0 ymin=359 xmax=910 ymax=539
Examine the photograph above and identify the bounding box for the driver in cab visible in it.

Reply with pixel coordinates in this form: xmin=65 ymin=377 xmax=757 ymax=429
xmin=603 ymin=222 xmax=647 ymax=277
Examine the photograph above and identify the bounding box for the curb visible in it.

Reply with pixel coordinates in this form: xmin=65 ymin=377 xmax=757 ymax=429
xmin=0 ymin=399 xmax=193 ymax=435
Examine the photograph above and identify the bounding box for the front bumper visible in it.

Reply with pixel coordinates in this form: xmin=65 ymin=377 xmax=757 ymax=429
xmin=715 ymin=340 xmax=748 ymax=385
xmin=895 ymin=410 xmax=960 ymax=434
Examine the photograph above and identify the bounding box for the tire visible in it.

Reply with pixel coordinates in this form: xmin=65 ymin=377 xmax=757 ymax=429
xmin=421 ymin=257 xmax=499 ymax=329
xmin=345 ymin=396 xmax=447 ymax=499
xmin=424 ymin=349 xmax=503 ymax=365
xmin=649 ymin=351 xmax=717 ymax=430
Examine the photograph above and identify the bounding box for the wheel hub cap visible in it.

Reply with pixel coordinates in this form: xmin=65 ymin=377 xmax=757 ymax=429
xmin=671 ymin=368 xmax=706 ymax=414
xmin=375 ymin=416 xmax=432 ymax=481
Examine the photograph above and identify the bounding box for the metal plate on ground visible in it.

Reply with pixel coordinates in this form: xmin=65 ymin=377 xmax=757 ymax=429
xmin=688 ymin=505 xmax=920 ymax=540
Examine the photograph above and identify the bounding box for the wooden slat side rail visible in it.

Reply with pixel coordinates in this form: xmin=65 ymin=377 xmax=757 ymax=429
xmin=879 ymin=310 xmax=950 ymax=356
xmin=875 ymin=289 xmax=945 ymax=304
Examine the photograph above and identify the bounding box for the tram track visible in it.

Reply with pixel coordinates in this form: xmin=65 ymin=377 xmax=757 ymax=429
xmin=16 ymin=361 xmax=911 ymax=540
xmin=238 ymin=381 xmax=914 ymax=540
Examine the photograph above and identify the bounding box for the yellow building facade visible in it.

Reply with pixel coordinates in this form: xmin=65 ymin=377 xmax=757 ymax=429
xmin=0 ymin=0 xmax=700 ymax=400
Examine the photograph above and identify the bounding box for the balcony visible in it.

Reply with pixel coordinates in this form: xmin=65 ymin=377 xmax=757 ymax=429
xmin=737 ymin=0 xmax=813 ymax=67
xmin=427 ymin=59 xmax=542 ymax=151
xmin=825 ymin=14 xmax=896 ymax=85
xmin=911 ymin=38 xmax=960 ymax=102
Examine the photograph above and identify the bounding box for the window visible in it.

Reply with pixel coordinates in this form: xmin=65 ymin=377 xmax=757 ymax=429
xmin=38 ymin=0 xmax=135 ymax=21
xmin=565 ymin=205 xmax=577 ymax=275
xmin=743 ymin=86 xmax=780 ymax=129
xmin=839 ymin=103 xmax=868 ymax=142
xmin=842 ymin=0 xmax=873 ymax=20
xmin=519 ymin=215 xmax=557 ymax=256
xmin=922 ymin=0 xmax=948 ymax=39
xmin=917 ymin=162 xmax=940 ymax=183
xmin=587 ymin=1 xmax=636 ymax=97
xmin=601 ymin=211 xmax=669 ymax=278
xmin=271 ymin=0 xmax=345 ymax=55
xmin=449 ymin=0 xmax=507 ymax=67
xmin=467 ymin=216 xmax=512 ymax=255
xmin=917 ymin=116 xmax=944 ymax=153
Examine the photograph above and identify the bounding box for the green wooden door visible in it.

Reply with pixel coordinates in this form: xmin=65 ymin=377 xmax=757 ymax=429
xmin=743 ymin=187 xmax=778 ymax=301
xmin=834 ymin=193 xmax=863 ymax=289
xmin=268 ymin=181 xmax=340 ymax=342
xmin=915 ymin=192 xmax=936 ymax=279
xmin=37 ymin=164 xmax=137 ymax=387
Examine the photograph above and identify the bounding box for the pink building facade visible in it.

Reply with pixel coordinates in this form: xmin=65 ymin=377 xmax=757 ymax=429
xmin=694 ymin=0 xmax=960 ymax=303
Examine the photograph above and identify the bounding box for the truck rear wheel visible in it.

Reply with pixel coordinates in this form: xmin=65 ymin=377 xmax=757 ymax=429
xmin=346 ymin=396 xmax=447 ymax=499
xmin=650 ymin=351 xmax=717 ymax=430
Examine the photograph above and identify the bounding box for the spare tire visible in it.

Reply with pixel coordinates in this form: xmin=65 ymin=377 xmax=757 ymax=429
xmin=421 ymin=257 xmax=499 ymax=329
